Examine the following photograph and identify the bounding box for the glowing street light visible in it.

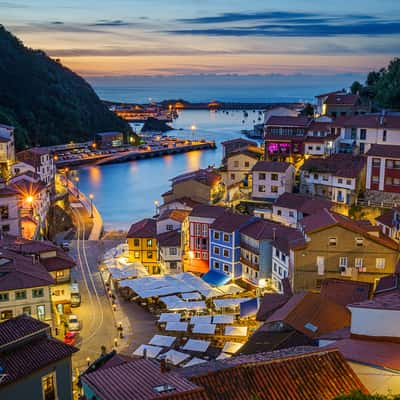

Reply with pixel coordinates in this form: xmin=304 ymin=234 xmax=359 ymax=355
xmin=89 ymin=193 xmax=94 ymax=218
xmin=191 ymin=124 xmax=196 ymax=142
xmin=75 ymin=177 xmax=80 ymax=199
xmin=154 ymin=200 xmax=159 ymax=216
xmin=26 ymin=195 xmax=34 ymax=204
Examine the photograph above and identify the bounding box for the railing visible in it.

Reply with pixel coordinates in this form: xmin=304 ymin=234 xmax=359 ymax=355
xmin=356 ymin=199 xmax=400 ymax=209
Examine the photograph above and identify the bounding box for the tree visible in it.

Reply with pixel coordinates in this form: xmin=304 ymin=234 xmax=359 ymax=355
xmin=335 ymin=391 xmax=400 ymax=400
xmin=301 ymin=103 xmax=314 ymax=117
xmin=351 ymin=81 xmax=363 ymax=95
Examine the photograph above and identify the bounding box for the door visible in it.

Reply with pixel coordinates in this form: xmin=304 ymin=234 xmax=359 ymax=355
xmin=37 ymin=305 xmax=45 ymax=321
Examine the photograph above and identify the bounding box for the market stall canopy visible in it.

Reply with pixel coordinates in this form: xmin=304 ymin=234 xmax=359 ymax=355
xmin=240 ymin=297 xmax=260 ymax=318
xmin=192 ymin=323 xmax=216 ymax=335
xmin=222 ymin=341 xmax=244 ymax=354
xmin=160 ymin=350 xmax=190 ymax=366
xmin=183 ymin=357 xmax=207 ymax=368
xmin=158 ymin=313 xmax=181 ymax=323
xmin=202 ymin=270 xmax=231 ymax=286
xmin=212 ymin=315 xmax=234 ymax=325
xmin=165 ymin=321 xmax=188 ymax=332
xmin=214 ymin=297 xmax=254 ymax=309
xmin=149 ymin=335 xmax=176 ymax=347
xmin=182 ymin=339 xmax=210 ymax=353
xmin=133 ymin=344 xmax=162 ymax=358
xmin=190 ymin=315 xmax=212 ymax=325
xmin=218 ymin=283 xmax=245 ymax=295
xmin=181 ymin=292 xmax=202 ymax=301
xmin=224 ymin=326 xmax=248 ymax=337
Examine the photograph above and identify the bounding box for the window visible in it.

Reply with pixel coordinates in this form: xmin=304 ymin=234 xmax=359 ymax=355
xmin=278 ymin=267 xmax=282 ymax=276
xmin=214 ymin=261 xmax=220 ymax=269
xmin=376 ymin=258 xmax=385 ymax=269
xmin=146 ymin=239 xmax=152 ymax=247
xmin=15 ymin=290 xmax=27 ymax=300
xmin=202 ymin=252 xmax=208 ymax=260
xmin=317 ymin=256 xmax=325 ymax=275
xmin=42 ymin=372 xmax=57 ymax=400
xmin=195 ymin=223 xmax=201 ymax=236
xmin=372 ymin=175 xmax=379 ymax=184
xmin=289 ymin=211 xmax=294 ymax=218
xmin=355 ymin=237 xmax=364 ymax=247
xmin=383 ymin=130 xmax=387 ymax=142
xmin=360 ymin=129 xmax=367 ymax=140
xmin=316 ymin=146 xmax=321 ymax=151
xmin=308 ymin=146 xmax=313 ymax=151
xmin=133 ymin=239 xmax=140 ymax=246
xmin=355 ymin=258 xmax=363 ymax=268
xmin=36 ymin=305 xmax=45 ymax=320
xmin=394 ymin=178 xmax=400 ymax=186
xmin=313 ymin=174 xmax=319 ymax=180
xmin=275 ymin=248 xmax=280 ymax=257
xmin=169 ymin=247 xmax=177 ymax=256
xmin=214 ymin=246 xmax=220 ymax=255
xmin=202 ymin=224 xmax=208 ymax=237
xmin=233 ymin=160 xmax=239 ymax=167
xmin=255 ymin=271 xmax=258 ymax=279
xmin=134 ymin=251 xmax=140 ymax=258
xmin=258 ymin=185 xmax=266 ymax=193
xmin=338 ymin=178 xmax=343 ymax=184
xmin=273 ymin=263 xmax=277 ymax=272
xmin=277 ymin=209 xmax=282 ymax=216
xmin=258 ymin=173 xmax=266 ymax=180
xmin=328 ymin=237 xmax=337 ymax=246
xmin=55 ymin=271 xmax=64 ymax=279
xmin=372 ymin=158 xmax=381 ymax=167
xmin=0 ymin=293 xmax=9 ymax=302
xmin=0 ymin=310 xmax=12 ymax=320
xmin=339 ymin=257 xmax=348 ymax=268
xmin=230 ymin=173 xmax=235 ymax=180
xmin=281 ymin=254 xmax=286 ymax=262
xmin=271 ymin=186 xmax=278 ymax=193
xmin=271 ymin=173 xmax=278 ymax=181
xmin=244 ymin=161 xmax=250 ymax=168
xmin=195 ymin=252 xmax=201 ymax=259
xmin=223 ymin=264 xmax=229 ymax=272
xmin=170 ymin=262 xmax=177 ymax=270
xmin=32 ymin=289 xmax=44 ymax=298
xmin=223 ymin=233 xmax=229 ymax=242
xmin=23 ymin=306 xmax=31 ymax=316
xmin=166 ymin=224 xmax=173 ymax=231
xmin=147 ymin=251 xmax=153 ymax=259
xmin=346 ymin=179 xmax=351 ymax=185
xmin=223 ymin=249 xmax=229 ymax=257
xmin=395 ymin=161 xmax=400 ymax=170
xmin=0 ymin=206 xmax=9 ymax=219
xmin=214 ymin=231 xmax=220 ymax=240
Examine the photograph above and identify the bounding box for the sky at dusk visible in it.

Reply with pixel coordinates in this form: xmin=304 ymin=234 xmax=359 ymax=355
xmin=2 ymin=0 xmax=399 ymax=77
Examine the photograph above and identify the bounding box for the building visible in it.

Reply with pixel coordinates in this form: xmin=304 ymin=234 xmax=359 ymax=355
xmin=335 ymin=112 xmax=400 ymax=154
xmin=0 ymin=315 xmax=77 ymax=400
xmin=316 ymin=91 xmax=369 ymax=118
xmin=251 ymin=161 xmax=295 ymax=201
xmin=315 ymin=90 xmax=346 ymax=116
xmin=158 ymin=197 xmax=200 ymax=215
xmin=127 ymin=218 xmax=158 ymax=274
xmin=0 ymin=236 xmax=76 ymax=318
xmin=0 ymin=124 xmax=15 ymax=179
xmin=220 ymin=147 xmax=262 ymax=189
xmin=299 ymin=154 xmax=365 ymax=205
xmin=263 ymin=106 xmax=298 ymax=124
xmin=221 ymin=138 xmax=258 ymax=158
xmin=157 ymin=230 xmax=182 ymax=274
xmin=0 ymin=184 xmax=20 ymax=236
xmin=16 ymin=147 xmax=55 ymax=186
xmin=375 ymin=208 xmax=400 ymax=241
xmin=303 ymin=121 xmax=339 ymax=157
xmin=292 ymin=209 xmax=399 ymax=292
xmin=156 ymin=209 xmax=190 ymax=235
xmin=182 ymin=205 xmax=228 ymax=274
xmin=94 ymin=131 xmax=124 ymax=149
xmin=162 ymin=168 xmax=224 ymax=205
xmin=271 ymin=193 xmax=332 ymax=227
xmin=208 ymin=213 xmax=254 ymax=281
xmin=0 ymin=249 xmax=54 ymax=323
xmin=365 ymin=144 xmax=400 ymax=202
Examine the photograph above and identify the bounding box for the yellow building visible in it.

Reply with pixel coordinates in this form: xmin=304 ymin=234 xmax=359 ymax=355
xmin=127 ymin=218 xmax=159 ymax=274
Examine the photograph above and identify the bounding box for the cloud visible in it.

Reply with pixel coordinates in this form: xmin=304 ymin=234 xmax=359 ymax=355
xmin=0 ymin=2 xmax=28 ymax=8
xmin=50 ymin=21 xmax=64 ymax=25
xmin=90 ymin=20 xmax=131 ymax=27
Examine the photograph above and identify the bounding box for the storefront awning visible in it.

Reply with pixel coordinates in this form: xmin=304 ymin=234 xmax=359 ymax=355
xmin=202 ymin=270 xmax=230 ymax=286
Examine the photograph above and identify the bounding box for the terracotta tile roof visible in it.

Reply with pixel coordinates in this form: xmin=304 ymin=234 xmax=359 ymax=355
xmin=327 ymin=338 xmax=400 ymax=371
xmin=301 ymin=154 xmax=365 ymax=178
xmin=271 ymin=229 xmax=307 ymax=254
xmin=10 ymin=178 xmax=47 ymax=196
xmin=40 ymin=251 xmax=76 ymax=272
xmin=210 ymin=213 xmax=253 ymax=233
xmin=320 ymin=279 xmax=372 ymax=307
xmin=366 ymin=144 xmax=400 ymax=158
xmin=325 ymin=93 xmax=359 ymax=106
xmin=0 ymin=249 xmax=55 ymax=291
xmin=316 ymin=90 xmax=345 ymax=98
xmin=0 ymin=315 xmax=49 ymax=347
xmin=240 ymin=219 xmax=284 ymax=241
xmin=252 ymin=161 xmax=292 ymax=173
xmin=374 ymin=274 xmax=399 ymax=296
xmin=266 ymin=292 xmax=351 ymax=339
xmin=127 ymin=218 xmax=157 ymax=238
xmin=158 ymin=209 xmax=190 ymax=223
xmin=0 ymin=236 xmax=58 ymax=253
xmin=317 ymin=327 xmax=351 ymax=341
xmin=274 ymin=193 xmax=332 ymax=215
xmin=187 ymin=348 xmax=367 ymax=400
xmin=157 ymin=230 xmax=181 ymax=247
xmin=265 ymin=115 xmax=311 ymax=127
xmin=221 ymin=138 xmax=258 ymax=147
xmin=300 ymin=209 xmax=399 ymax=250
xmin=162 ymin=197 xmax=201 ymax=209
xmin=189 ymin=205 xmax=228 ymax=219
xmin=375 ymin=210 xmax=395 ymax=227
xmin=171 ymin=169 xmax=221 ymax=188
xmin=81 ymin=359 xmax=207 ymax=400
xmin=223 ymin=147 xmax=263 ymax=161
xmin=348 ymin=291 xmax=400 ymax=311
xmin=333 ymin=113 xmax=400 ymax=130
xmin=0 ymin=336 xmax=78 ymax=386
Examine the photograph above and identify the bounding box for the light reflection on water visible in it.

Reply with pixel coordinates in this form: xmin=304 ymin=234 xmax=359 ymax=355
xmin=77 ymin=109 xmax=262 ymax=230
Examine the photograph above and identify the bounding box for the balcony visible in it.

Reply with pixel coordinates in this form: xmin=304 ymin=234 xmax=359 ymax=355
xmin=240 ymin=256 xmax=260 ymax=271
xmin=240 ymin=242 xmax=260 ymax=255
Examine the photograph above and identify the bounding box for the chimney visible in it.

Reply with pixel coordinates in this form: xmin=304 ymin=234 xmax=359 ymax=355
xmin=160 ymin=358 xmax=169 ymax=373
xmin=143 ymin=348 xmax=147 ymax=360
xmin=379 ymin=110 xmax=386 ymax=127
xmin=272 ymin=227 xmax=276 ymax=241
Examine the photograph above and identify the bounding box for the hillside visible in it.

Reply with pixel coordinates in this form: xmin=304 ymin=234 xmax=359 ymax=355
xmin=0 ymin=26 xmax=134 ymax=149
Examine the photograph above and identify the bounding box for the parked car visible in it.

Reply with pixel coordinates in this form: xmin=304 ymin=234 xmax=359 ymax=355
xmin=64 ymin=331 xmax=78 ymax=346
xmin=68 ymin=314 xmax=80 ymax=331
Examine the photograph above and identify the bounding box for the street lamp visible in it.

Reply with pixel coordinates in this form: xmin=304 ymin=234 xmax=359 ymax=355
xmin=75 ymin=177 xmax=80 ymax=199
xmin=191 ymin=124 xmax=196 ymax=142
xmin=64 ymin=167 xmax=69 ymax=188
xmin=89 ymin=193 xmax=94 ymax=218
xmin=154 ymin=200 xmax=159 ymax=216
xmin=26 ymin=195 xmax=34 ymax=204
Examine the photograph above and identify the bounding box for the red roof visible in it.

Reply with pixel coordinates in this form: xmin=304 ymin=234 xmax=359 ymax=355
xmin=274 ymin=193 xmax=332 ymax=215
xmin=162 ymin=197 xmax=201 ymax=209
xmin=333 ymin=114 xmax=400 ymax=130
xmin=252 ymin=161 xmax=292 ymax=173
xmin=320 ymin=279 xmax=372 ymax=307
xmin=374 ymin=274 xmax=399 ymax=296
xmin=221 ymin=138 xmax=258 ymax=147
xmin=366 ymin=144 xmax=400 ymax=158
xmin=375 ymin=209 xmax=395 ymax=227
xmin=348 ymin=291 xmax=400 ymax=311
xmin=265 ymin=115 xmax=311 ymax=127
xmin=158 ymin=209 xmax=190 ymax=223
xmin=157 ymin=230 xmax=181 ymax=247
xmin=328 ymin=338 xmax=400 ymax=371
xmin=127 ymin=218 xmax=157 ymax=238
xmin=171 ymin=169 xmax=221 ymax=188
xmin=81 ymin=359 xmax=207 ymax=400
xmin=240 ymin=219 xmax=282 ymax=240
xmin=325 ymin=93 xmax=359 ymax=106
xmin=40 ymin=251 xmax=76 ymax=272
xmin=189 ymin=205 xmax=228 ymax=219
xmin=211 ymin=213 xmax=253 ymax=233
xmin=187 ymin=349 xmax=367 ymax=400
xmin=266 ymin=292 xmax=351 ymax=339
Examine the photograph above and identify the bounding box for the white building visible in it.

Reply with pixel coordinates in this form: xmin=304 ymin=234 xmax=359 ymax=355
xmin=0 ymin=185 xmax=20 ymax=236
xmin=251 ymin=161 xmax=295 ymax=201
xmin=0 ymin=124 xmax=16 ymax=179
xmin=157 ymin=230 xmax=182 ymax=274
xmin=156 ymin=209 xmax=190 ymax=235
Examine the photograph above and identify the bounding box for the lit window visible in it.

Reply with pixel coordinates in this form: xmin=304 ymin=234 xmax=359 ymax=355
xmin=328 ymin=237 xmax=337 ymax=246
xmin=15 ymin=291 xmax=27 ymax=300
xmin=339 ymin=257 xmax=348 ymax=268
xmin=42 ymin=372 xmax=57 ymax=400
xmin=0 ymin=293 xmax=9 ymax=302
xmin=32 ymin=288 xmax=44 ymax=298
xmin=223 ymin=234 xmax=229 ymax=242
xmin=355 ymin=258 xmax=363 ymax=268
xmin=271 ymin=186 xmax=278 ymax=193
xmin=214 ymin=231 xmax=220 ymax=240
xmin=134 ymin=251 xmax=140 ymax=258
xmin=376 ymin=258 xmax=385 ymax=269
xmin=146 ymin=239 xmax=152 ymax=247
xmin=223 ymin=249 xmax=229 ymax=257
xmin=355 ymin=237 xmax=364 ymax=247
xmin=317 ymin=256 xmax=325 ymax=275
